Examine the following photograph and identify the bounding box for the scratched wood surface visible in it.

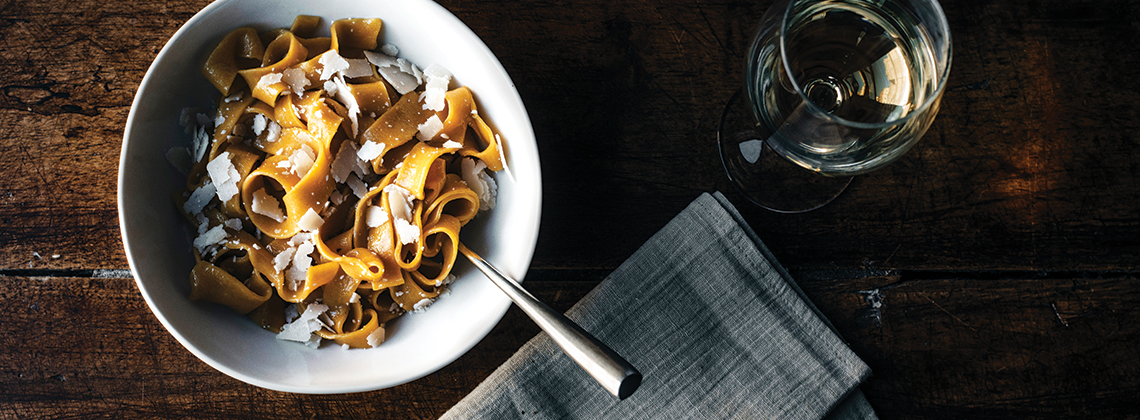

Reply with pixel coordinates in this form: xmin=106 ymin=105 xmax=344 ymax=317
xmin=1 ymin=0 xmax=1139 ymax=418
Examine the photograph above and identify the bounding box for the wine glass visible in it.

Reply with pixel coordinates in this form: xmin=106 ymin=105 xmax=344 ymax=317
xmin=718 ymin=0 xmax=951 ymax=212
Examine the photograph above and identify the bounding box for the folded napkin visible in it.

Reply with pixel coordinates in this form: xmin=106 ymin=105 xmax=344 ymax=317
xmin=441 ymin=192 xmax=875 ymax=420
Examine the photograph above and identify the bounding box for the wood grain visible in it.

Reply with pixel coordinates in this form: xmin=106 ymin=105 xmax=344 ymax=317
xmin=0 ymin=273 xmax=588 ymax=419
xmin=798 ymin=271 xmax=1140 ymax=419
xmin=1 ymin=0 xmax=1139 ymax=418
xmin=4 ymin=270 xmax=1138 ymax=419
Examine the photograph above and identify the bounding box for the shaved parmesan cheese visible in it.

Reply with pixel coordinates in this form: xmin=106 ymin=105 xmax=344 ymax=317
xmin=357 ymin=140 xmax=383 ymax=162
xmin=380 ymin=44 xmax=399 ymax=56
xmin=366 ymin=206 xmax=389 ymax=227
xmin=252 ymin=114 xmax=267 ymax=135
xmin=343 ymin=58 xmax=374 ymax=79
xmin=257 ymin=72 xmax=283 ymax=91
xmin=346 ymin=173 xmax=368 ymax=198
xmin=377 ymin=65 xmax=419 ymax=94
xmin=273 ymin=246 xmax=295 ymax=273
xmin=290 ymin=145 xmax=316 ymax=177
xmin=265 ymin=120 xmax=282 ymax=143
xmin=398 ymin=58 xmax=424 ymax=85
xmin=318 ymin=50 xmax=350 ymax=81
xmin=495 ymin=133 xmax=515 ymax=183
xmin=289 ymin=232 xmax=313 ymax=246
xmin=415 ymin=114 xmax=444 ymax=141
xmin=330 ymin=141 xmax=358 ymax=183
xmin=298 ymin=208 xmax=324 ymax=231
xmin=365 ymin=51 xmax=422 ymax=94
xmin=195 ymin=213 xmax=210 ymax=235
xmin=330 ymin=140 xmax=370 ymax=183
xmin=287 ymin=240 xmax=315 ymax=287
xmin=277 ymin=303 xmax=329 ymax=347
xmin=206 ymin=152 xmax=241 ymax=202
xmin=411 ymin=298 xmax=434 ymax=313
xmin=282 ymin=68 xmax=309 ymax=97
xmin=332 ymin=75 xmax=361 ymax=136
xmin=461 ymin=158 xmax=497 ymax=211
xmin=421 ymin=64 xmax=452 ymax=112
xmin=384 ymin=184 xmax=419 ymax=245
xmin=224 ymin=91 xmax=243 ymax=103
xmin=251 ymin=188 xmax=286 ymax=222
xmin=363 ymin=50 xmax=398 ymax=68
xmin=442 ymin=140 xmax=463 ymax=149
xmin=323 ymin=80 xmax=338 ymax=96
xmin=192 ymin=126 xmax=210 ymax=162
xmin=366 ymin=326 xmax=385 ymax=348
xmin=179 ymin=108 xmax=194 ymax=131
xmin=193 ymin=224 xmax=227 ymax=254
xmin=224 ymin=218 xmax=243 ymax=231
xmin=214 ymin=114 xmax=225 ymax=128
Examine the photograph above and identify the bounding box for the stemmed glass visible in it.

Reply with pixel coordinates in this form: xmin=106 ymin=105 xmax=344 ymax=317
xmin=719 ymin=0 xmax=951 ymax=212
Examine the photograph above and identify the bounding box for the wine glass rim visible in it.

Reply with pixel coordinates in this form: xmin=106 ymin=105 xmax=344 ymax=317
xmin=777 ymin=0 xmax=952 ymax=130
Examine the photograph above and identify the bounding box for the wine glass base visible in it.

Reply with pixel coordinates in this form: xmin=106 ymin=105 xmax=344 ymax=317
xmin=717 ymin=90 xmax=852 ymax=213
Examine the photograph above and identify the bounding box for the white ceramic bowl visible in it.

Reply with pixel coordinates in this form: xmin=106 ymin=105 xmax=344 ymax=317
xmin=118 ymin=0 xmax=541 ymax=393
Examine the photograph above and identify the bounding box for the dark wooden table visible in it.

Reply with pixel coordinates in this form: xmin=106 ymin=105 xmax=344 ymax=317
xmin=3 ymin=0 xmax=1139 ymax=418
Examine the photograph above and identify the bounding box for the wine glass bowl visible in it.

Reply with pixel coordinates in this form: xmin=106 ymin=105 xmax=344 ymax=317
xmin=720 ymin=0 xmax=951 ymax=211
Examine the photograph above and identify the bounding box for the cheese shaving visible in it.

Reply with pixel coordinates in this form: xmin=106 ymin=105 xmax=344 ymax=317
xmin=282 ymin=68 xmax=309 ymax=97
xmin=298 ymin=207 xmax=324 ymax=231
xmin=251 ymin=188 xmax=286 ymax=222
xmin=277 ymin=303 xmax=329 ymax=347
xmin=421 ymin=64 xmax=452 ymax=112
xmin=206 ymin=152 xmax=241 ymax=202
xmin=290 ymin=145 xmax=316 ymax=177
xmin=461 ymin=157 xmax=497 ymax=211
xmin=366 ymin=205 xmax=389 ymax=227
xmin=366 ymin=326 xmax=385 ymax=348
xmin=347 ymin=173 xmax=368 ymax=198
xmin=318 ymin=50 xmax=350 ymax=81
xmin=256 ymin=72 xmax=283 ymax=91
xmin=415 ymin=114 xmax=444 ymax=141
xmin=273 ymin=246 xmax=295 ymax=274
xmin=342 ymin=58 xmax=374 ymax=79
xmin=193 ymin=224 xmax=227 ymax=254
xmin=384 ymin=184 xmax=419 ymax=245
xmin=332 ymin=75 xmax=361 ymax=136
xmin=252 ymin=114 xmax=267 ymax=135
xmin=357 ymin=140 xmax=383 ymax=162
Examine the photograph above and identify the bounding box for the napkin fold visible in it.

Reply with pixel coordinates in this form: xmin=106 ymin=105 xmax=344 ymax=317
xmin=441 ymin=192 xmax=875 ymax=420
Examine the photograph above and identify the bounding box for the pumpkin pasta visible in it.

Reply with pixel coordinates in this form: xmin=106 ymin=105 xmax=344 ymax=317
xmin=172 ymin=16 xmax=505 ymax=349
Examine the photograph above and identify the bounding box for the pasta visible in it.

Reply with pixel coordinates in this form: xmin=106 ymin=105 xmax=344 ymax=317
xmin=172 ymin=16 xmax=505 ymax=349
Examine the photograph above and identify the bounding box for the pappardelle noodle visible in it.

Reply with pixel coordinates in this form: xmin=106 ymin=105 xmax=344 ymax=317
xmin=173 ymin=16 xmax=504 ymax=349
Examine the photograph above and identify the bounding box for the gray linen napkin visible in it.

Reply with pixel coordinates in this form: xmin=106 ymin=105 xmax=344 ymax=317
xmin=441 ymin=192 xmax=875 ymax=420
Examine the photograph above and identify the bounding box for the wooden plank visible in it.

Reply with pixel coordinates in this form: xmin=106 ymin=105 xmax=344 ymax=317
xmin=6 ymin=270 xmax=1140 ymax=418
xmin=0 ymin=0 xmax=206 ymax=270
xmin=797 ymin=272 xmax=1140 ymax=419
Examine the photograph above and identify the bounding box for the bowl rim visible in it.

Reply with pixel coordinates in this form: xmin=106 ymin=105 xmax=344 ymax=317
xmin=118 ymin=0 xmax=541 ymax=393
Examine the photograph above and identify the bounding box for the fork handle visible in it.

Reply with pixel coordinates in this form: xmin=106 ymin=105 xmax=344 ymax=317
xmin=459 ymin=243 xmax=642 ymax=399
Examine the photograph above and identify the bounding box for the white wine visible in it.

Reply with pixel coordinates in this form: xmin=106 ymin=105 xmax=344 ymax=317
xmin=745 ymin=0 xmax=948 ymax=174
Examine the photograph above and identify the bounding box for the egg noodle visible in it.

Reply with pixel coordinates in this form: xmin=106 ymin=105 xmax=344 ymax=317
xmin=172 ymin=16 xmax=505 ymax=349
